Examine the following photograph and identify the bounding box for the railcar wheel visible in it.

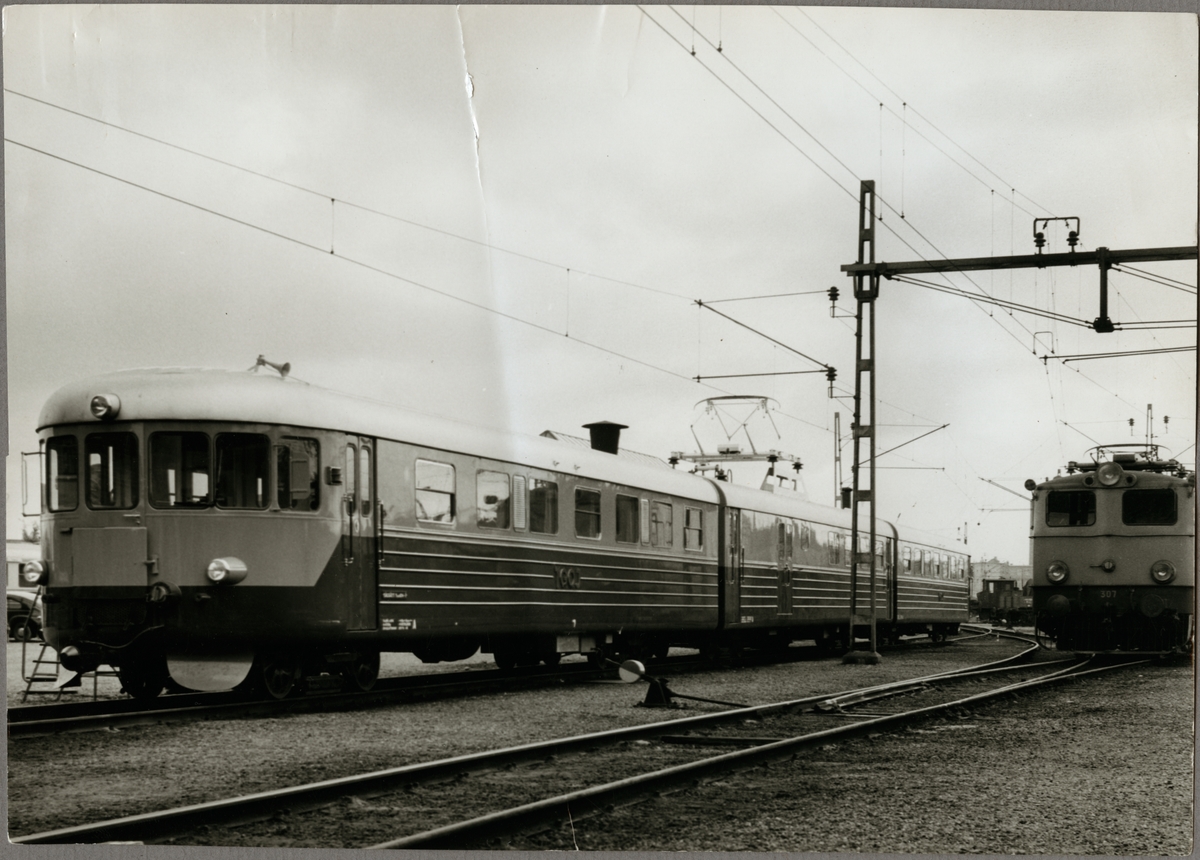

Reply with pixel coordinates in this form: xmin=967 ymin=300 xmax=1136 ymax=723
xmin=344 ymin=651 xmax=380 ymax=692
xmin=494 ymin=650 xmax=518 ymax=671
xmin=261 ymin=657 xmax=301 ymax=699
xmin=118 ymin=659 xmax=168 ymax=700
xmin=541 ymin=652 xmax=562 ymax=667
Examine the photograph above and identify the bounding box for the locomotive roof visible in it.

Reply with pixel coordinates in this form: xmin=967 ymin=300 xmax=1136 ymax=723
xmin=37 ymin=367 xmax=966 ymax=554
xmin=39 ymin=367 xmax=722 ymax=502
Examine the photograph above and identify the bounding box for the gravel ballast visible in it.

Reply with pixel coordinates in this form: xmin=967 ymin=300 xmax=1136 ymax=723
xmin=5 ymin=637 xmax=1194 ymax=853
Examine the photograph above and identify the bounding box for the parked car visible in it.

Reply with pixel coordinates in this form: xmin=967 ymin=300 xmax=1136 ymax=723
xmin=7 ymin=589 xmax=42 ymax=641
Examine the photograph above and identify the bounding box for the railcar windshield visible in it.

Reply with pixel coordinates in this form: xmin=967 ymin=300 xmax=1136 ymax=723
xmin=85 ymin=432 xmax=139 ymax=509
xmin=46 ymin=435 xmax=79 ymax=511
xmin=150 ymin=432 xmax=211 ymax=508
xmin=1046 ymin=490 xmax=1096 ymax=526
xmin=1122 ymin=489 xmax=1177 ymax=525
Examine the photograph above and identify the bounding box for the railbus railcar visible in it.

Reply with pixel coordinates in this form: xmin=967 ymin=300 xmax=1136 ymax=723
xmin=1026 ymin=445 xmax=1195 ymax=654
xmin=25 ymin=366 xmax=970 ymax=698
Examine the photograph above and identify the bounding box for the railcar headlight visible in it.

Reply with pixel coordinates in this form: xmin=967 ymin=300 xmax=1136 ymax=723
xmin=206 ymin=557 xmax=248 ymax=585
xmin=1150 ymin=560 xmax=1176 ymax=584
xmin=21 ymin=560 xmax=46 ymax=586
xmin=89 ymin=394 xmax=121 ymax=420
xmin=1046 ymin=561 xmax=1069 ymax=583
xmin=1096 ymin=462 xmax=1124 ymax=487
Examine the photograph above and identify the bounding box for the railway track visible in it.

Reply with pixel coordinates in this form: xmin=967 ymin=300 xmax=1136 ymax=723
xmin=6 ymin=636 xmax=954 ymax=736
xmin=15 ymin=633 xmax=1145 ymax=848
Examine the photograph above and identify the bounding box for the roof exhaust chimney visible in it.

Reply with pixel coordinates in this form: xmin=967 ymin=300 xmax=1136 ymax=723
xmin=583 ymin=421 xmax=628 ymax=455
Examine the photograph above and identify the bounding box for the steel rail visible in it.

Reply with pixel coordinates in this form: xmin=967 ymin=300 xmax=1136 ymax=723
xmin=11 ymin=644 xmax=1040 ymax=845
xmin=369 ymin=657 xmax=1149 ymax=849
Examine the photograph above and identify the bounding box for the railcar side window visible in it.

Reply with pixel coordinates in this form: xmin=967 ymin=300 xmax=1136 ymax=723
xmin=1122 ymin=489 xmax=1177 ymax=525
xmin=85 ymin=432 xmax=139 ymax=509
xmin=215 ymin=434 xmax=269 ymax=509
xmin=901 ymin=546 xmax=911 ymax=571
xmin=529 ymin=479 xmax=558 ymax=534
xmin=415 ymin=460 xmax=456 ymax=523
xmin=616 ymin=494 xmax=639 ymax=543
xmin=827 ymin=532 xmax=840 ymax=566
xmin=150 ymin=432 xmax=211 ymax=508
xmin=685 ymin=508 xmax=704 ymax=550
xmin=650 ymin=501 xmax=673 ymax=547
xmin=47 ymin=436 xmax=80 ymax=512
xmin=276 ymin=438 xmax=320 ymax=511
xmin=1046 ymin=490 xmax=1096 ymax=527
xmin=512 ymin=476 xmax=528 ymax=530
xmin=575 ymin=488 xmax=602 ymax=539
xmin=477 ymin=470 xmax=511 ymax=529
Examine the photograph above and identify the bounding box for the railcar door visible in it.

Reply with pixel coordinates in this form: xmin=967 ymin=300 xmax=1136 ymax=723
xmin=722 ymin=507 xmax=743 ymax=627
xmin=342 ymin=439 xmax=378 ymax=631
xmin=776 ymin=521 xmax=794 ymax=616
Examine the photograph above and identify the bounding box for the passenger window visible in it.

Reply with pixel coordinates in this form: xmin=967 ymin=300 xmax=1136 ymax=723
xmin=529 ymin=479 xmax=558 ymax=534
xmin=800 ymin=523 xmax=811 ymax=551
xmin=512 ymin=476 xmax=528 ymax=530
xmin=85 ymin=432 xmax=139 ymax=510
xmin=276 ymin=437 xmax=320 ymax=511
xmin=684 ymin=508 xmax=704 ymax=551
xmin=575 ymin=488 xmax=602 ymax=539
xmin=415 ymin=460 xmax=455 ymax=523
xmin=828 ymin=532 xmax=840 ymax=566
xmin=640 ymin=499 xmax=651 ymax=545
xmin=215 ymin=434 xmax=269 ymax=509
xmin=1046 ymin=490 xmax=1096 ymax=527
xmin=47 ymin=436 xmax=80 ymax=512
xmin=150 ymin=432 xmax=211 ymax=508
xmin=477 ymin=470 xmax=511 ymax=529
xmin=344 ymin=446 xmax=357 ymax=516
xmin=902 ymin=546 xmax=912 ymax=571
xmin=1122 ymin=489 xmax=1177 ymax=525
xmin=650 ymin=501 xmax=673 ymax=547
xmin=616 ymin=494 xmax=639 ymax=544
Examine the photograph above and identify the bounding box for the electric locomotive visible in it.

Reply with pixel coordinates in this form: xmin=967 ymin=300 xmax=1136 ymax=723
xmin=1027 ymin=445 xmax=1195 ymax=654
xmin=24 ymin=365 xmax=969 ymax=698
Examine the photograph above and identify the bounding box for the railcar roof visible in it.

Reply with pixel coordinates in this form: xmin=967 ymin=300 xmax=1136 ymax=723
xmin=39 ymin=368 xmax=723 ymax=502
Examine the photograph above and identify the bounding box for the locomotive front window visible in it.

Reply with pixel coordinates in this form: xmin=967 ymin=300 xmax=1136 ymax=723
xmin=215 ymin=434 xmax=269 ymax=509
xmin=616 ymin=495 xmax=639 ymax=543
xmin=276 ymin=437 xmax=320 ymax=511
xmin=150 ymin=432 xmax=211 ymax=508
xmin=1046 ymin=490 xmax=1096 ymax=527
xmin=85 ymin=432 xmax=139 ymax=509
xmin=1122 ymin=489 xmax=1177 ymax=525
xmin=415 ymin=460 xmax=455 ymax=523
xmin=46 ymin=435 xmax=80 ymax=511
xmin=575 ymin=488 xmax=602 ymax=539
xmin=477 ymin=470 xmax=511 ymax=529
xmin=529 ymin=479 xmax=558 ymax=534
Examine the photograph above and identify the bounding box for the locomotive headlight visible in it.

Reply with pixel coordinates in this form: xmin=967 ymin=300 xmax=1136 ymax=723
xmin=1096 ymin=462 xmax=1124 ymax=487
xmin=1150 ymin=560 xmax=1176 ymax=584
xmin=206 ymin=557 xmax=248 ymax=585
xmin=1046 ymin=561 xmax=1069 ymax=583
xmin=89 ymin=394 xmax=121 ymax=420
xmin=21 ymin=560 xmax=46 ymax=586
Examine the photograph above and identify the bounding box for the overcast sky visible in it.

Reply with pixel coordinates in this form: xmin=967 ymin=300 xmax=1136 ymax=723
xmin=4 ymin=5 xmax=1196 ymax=564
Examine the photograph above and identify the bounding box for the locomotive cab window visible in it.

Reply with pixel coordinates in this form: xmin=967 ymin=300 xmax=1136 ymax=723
xmin=85 ymin=432 xmax=139 ymax=509
xmin=575 ymin=488 xmax=602 ymax=539
xmin=1046 ymin=490 xmax=1096 ymax=527
xmin=1122 ymin=489 xmax=1177 ymax=525
xmin=477 ymin=470 xmax=511 ymax=529
xmin=276 ymin=437 xmax=320 ymax=511
xmin=150 ymin=432 xmax=211 ymax=508
xmin=616 ymin=494 xmax=639 ymax=544
xmin=415 ymin=460 xmax=456 ymax=523
xmin=215 ymin=434 xmax=269 ymax=509
xmin=46 ymin=435 xmax=80 ymax=512
xmin=529 ymin=479 xmax=558 ymax=534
